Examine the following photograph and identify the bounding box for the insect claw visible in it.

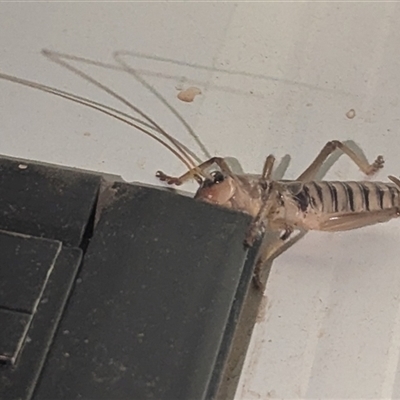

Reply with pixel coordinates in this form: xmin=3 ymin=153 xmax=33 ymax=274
xmin=155 ymin=171 xmax=182 ymax=186
xmin=366 ymin=155 xmax=385 ymax=175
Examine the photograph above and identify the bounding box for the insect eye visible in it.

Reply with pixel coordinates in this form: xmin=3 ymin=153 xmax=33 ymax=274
xmin=211 ymin=171 xmax=225 ymax=183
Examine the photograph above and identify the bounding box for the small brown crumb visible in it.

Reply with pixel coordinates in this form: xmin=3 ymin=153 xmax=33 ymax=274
xmin=177 ymin=87 xmax=202 ymax=103
xmin=83 ymin=132 xmax=91 ymax=137
xmin=346 ymin=109 xmax=356 ymax=119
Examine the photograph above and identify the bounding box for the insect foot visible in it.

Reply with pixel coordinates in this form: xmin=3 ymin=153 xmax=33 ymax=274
xmin=366 ymin=155 xmax=384 ymax=175
xmin=156 ymin=171 xmax=182 ymax=186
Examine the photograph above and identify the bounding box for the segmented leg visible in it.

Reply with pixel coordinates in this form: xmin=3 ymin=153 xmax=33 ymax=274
xmin=253 ymin=229 xmax=304 ymax=290
xmin=244 ymin=196 xmax=273 ymax=247
xmin=156 ymin=157 xmax=232 ymax=185
xmin=245 ymin=156 xmax=277 ymax=247
xmin=262 ymin=155 xmax=275 ymax=180
xmin=249 ymin=155 xmax=295 ymax=286
xmin=296 ymin=140 xmax=384 ymax=181
xmin=250 ymin=156 xmax=294 ymax=286
xmin=318 ymin=208 xmax=400 ymax=231
xmin=252 ymin=140 xmax=384 ymax=288
xmin=252 ymin=239 xmax=286 ymax=289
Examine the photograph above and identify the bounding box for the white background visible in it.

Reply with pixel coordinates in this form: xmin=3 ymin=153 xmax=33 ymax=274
xmin=1 ymin=3 xmax=400 ymax=399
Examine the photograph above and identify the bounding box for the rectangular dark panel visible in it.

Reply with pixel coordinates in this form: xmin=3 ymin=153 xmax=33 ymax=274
xmin=33 ymin=183 xmax=255 ymax=400
xmin=0 ymin=156 xmax=101 ymax=247
xmin=0 ymin=247 xmax=82 ymax=400
xmin=0 ymin=231 xmax=60 ymax=313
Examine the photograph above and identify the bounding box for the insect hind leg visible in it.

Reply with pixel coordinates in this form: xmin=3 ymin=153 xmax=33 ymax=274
xmin=253 ymin=229 xmax=305 ymax=290
xmin=296 ymin=140 xmax=384 ymax=182
xmin=318 ymin=208 xmax=400 ymax=231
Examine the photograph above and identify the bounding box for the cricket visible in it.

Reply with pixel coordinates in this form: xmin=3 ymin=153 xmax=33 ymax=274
xmin=157 ymin=141 xmax=399 ymax=288
xmin=1 ymin=53 xmax=399 ymax=289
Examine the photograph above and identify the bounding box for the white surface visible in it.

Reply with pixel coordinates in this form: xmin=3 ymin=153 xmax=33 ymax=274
xmin=2 ymin=3 xmax=400 ymax=399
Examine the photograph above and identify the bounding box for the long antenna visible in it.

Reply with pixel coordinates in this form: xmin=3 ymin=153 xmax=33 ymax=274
xmin=113 ymin=50 xmax=211 ymax=160
xmin=0 ymin=72 xmax=200 ymax=171
xmin=37 ymin=49 xmax=211 ymax=161
xmin=42 ymin=49 xmax=202 ymax=169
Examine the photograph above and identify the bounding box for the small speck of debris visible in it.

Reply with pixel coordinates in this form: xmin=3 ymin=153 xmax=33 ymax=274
xmin=63 ymin=330 xmax=70 ymax=335
xmin=346 ymin=109 xmax=356 ymax=119
xmin=83 ymin=132 xmax=91 ymax=137
xmin=306 ymin=103 xmax=312 ymax=107
xmin=177 ymin=87 xmax=202 ymax=103
xmin=18 ymin=164 xmax=28 ymax=170
xmin=64 ymin=352 xmax=70 ymax=358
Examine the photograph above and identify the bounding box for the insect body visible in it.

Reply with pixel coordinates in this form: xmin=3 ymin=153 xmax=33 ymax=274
xmin=197 ymin=176 xmax=400 ymax=233
xmin=157 ymin=140 xmax=400 ymax=288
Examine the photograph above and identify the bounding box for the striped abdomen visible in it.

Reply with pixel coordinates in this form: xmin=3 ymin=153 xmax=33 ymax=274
xmin=285 ymin=181 xmax=400 ymax=215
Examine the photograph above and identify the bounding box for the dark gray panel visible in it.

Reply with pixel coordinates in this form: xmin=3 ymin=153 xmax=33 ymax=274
xmin=0 ymin=247 xmax=82 ymax=400
xmin=0 ymin=231 xmax=60 ymax=313
xmin=33 ymin=183 xmax=254 ymax=400
xmin=0 ymin=157 xmax=101 ymax=247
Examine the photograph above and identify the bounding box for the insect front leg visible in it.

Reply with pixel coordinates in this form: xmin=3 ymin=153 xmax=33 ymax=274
xmin=296 ymin=140 xmax=384 ymax=181
xmin=245 ymin=155 xmax=276 ymax=247
xmin=156 ymin=157 xmax=233 ymax=185
xmin=262 ymin=154 xmax=275 ymax=180
xmin=245 ymin=155 xmax=297 ymax=288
